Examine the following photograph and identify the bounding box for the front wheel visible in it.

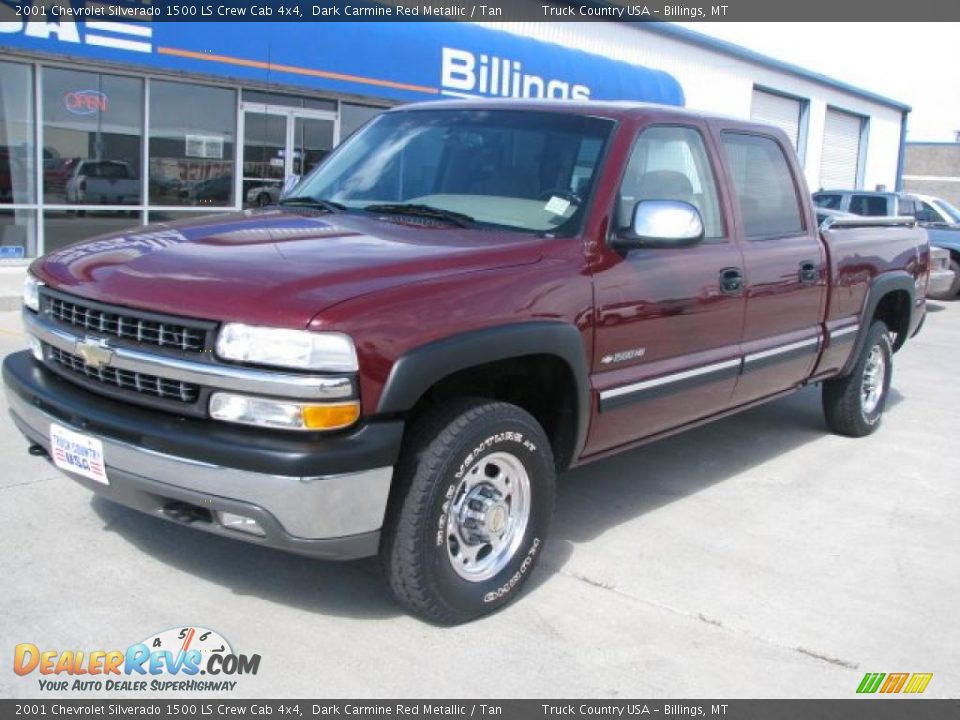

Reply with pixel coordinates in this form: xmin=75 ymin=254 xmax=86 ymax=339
xmin=822 ymin=320 xmax=893 ymax=437
xmin=380 ymin=399 xmax=555 ymax=624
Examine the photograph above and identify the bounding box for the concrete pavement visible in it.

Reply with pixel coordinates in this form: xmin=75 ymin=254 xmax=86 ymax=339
xmin=0 ymin=301 xmax=957 ymax=699
xmin=0 ymin=266 xmax=26 ymax=311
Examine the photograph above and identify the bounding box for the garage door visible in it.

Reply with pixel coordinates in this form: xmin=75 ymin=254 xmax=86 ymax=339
xmin=751 ymin=88 xmax=802 ymax=149
xmin=820 ymin=108 xmax=864 ymax=189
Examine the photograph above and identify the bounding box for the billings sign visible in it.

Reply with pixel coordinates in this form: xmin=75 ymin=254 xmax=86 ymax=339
xmin=440 ymin=47 xmax=591 ymax=100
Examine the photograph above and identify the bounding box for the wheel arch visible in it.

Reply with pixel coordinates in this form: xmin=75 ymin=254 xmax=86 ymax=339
xmin=376 ymin=322 xmax=591 ymax=471
xmin=843 ymin=272 xmax=915 ymax=375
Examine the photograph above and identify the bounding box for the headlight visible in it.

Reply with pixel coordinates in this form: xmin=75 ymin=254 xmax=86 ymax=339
xmin=23 ymin=274 xmax=42 ymax=312
xmin=215 ymin=323 xmax=358 ymax=372
xmin=209 ymin=392 xmax=360 ymax=431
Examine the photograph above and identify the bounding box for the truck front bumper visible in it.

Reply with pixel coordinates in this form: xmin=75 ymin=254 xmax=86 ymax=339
xmin=3 ymin=351 xmax=403 ymax=560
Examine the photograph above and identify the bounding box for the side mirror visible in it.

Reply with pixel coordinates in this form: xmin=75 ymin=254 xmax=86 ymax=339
xmin=612 ymin=200 xmax=705 ymax=251
xmin=279 ymin=174 xmax=301 ymax=200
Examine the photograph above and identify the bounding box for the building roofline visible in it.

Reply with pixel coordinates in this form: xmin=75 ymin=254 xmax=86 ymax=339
xmin=633 ymin=22 xmax=912 ymax=113
xmin=906 ymin=141 xmax=960 ymax=146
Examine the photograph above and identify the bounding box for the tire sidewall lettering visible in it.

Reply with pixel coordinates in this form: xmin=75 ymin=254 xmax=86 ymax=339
xmin=453 ymin=432 xmax=536 ymax=481
xmin=483 ymin=537 xmax=541 ymax=603
xmin=431 ymin=425 xmax=550 ymax=610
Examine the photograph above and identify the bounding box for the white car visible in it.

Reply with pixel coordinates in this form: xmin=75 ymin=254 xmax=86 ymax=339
xmin=245 ymin=184 xmax=281 ymax=207
xmin=928 ymin=246 xmax=957 ymax=300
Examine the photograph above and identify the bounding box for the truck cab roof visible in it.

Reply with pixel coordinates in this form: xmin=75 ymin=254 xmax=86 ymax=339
xmin=388 ymin=98 xmax=769 ymax=130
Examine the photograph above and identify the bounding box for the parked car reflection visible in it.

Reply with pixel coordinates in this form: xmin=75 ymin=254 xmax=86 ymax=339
xmin=65 ymin=159 xmax=140 ymax=206
xmin=246 ymin=183 xmax=281 ymax=207
xmin=187 ymin=175 xmax=233 ymax=205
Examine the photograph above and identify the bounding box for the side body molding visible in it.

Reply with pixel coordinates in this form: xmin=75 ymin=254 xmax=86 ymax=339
xmin=377 ymin=322 xmax=592 ymax=461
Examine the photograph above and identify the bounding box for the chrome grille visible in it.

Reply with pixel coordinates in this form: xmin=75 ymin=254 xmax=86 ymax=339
xmin=47 ymin=296 xmax=207 ymax=352
xmin=48 ymin=345 xmax=200 ymax=403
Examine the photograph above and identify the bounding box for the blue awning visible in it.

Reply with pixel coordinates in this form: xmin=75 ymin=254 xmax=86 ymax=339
xmin=1 ymin=20 xmax=685 ymax=107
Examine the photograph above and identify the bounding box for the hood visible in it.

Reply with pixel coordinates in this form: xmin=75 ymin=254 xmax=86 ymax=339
xmin=33 ymin=208 xmax=545 ymax=328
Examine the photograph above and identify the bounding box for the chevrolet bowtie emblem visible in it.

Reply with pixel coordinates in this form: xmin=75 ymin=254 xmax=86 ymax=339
xmin=76 ymin=338 xmax=114 ymax=369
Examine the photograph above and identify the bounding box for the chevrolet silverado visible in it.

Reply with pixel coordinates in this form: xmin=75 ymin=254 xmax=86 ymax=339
xmin=5 ymin=100 xmax=929 ymax=623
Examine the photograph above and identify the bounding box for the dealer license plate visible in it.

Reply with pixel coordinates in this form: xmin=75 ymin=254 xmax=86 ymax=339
xmin=49 ymin=423 xmax=109 ymax=486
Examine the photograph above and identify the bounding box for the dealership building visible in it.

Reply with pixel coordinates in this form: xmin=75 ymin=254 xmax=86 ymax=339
xmin=0 ymin=18 xmax=910 ymax=261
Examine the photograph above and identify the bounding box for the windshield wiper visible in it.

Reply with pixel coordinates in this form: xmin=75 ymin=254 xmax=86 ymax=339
xmin=363 ymin=203 xmax=474 ymax=228
xmin=278 ymin=196 xmax=346 ymax=213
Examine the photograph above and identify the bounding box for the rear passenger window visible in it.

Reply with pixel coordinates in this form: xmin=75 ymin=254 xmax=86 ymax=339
xmin=721 ymin=133 xmax=804 ymax=240
xmin=850 ymin=195 xmax=888 ymax=216
xmin=618 ymin=126 xmax=724 ymax=239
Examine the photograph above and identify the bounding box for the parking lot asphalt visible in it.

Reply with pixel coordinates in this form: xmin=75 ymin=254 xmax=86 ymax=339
xmin=0 ymin=301 xmax=957 ymax=700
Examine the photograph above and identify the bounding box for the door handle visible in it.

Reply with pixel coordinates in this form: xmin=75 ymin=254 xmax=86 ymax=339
xmin=719 ymin=267 xmax=743 ymax=295
xmin=799 ymin=261 xmax=818 ymax=284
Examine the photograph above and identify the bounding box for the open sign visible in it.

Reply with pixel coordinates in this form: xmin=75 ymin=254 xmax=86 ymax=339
xmin=65 ymin=90 xmax=108 ymax=116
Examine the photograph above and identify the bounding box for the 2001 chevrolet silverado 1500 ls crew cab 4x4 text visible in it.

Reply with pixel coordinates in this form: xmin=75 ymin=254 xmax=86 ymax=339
xmin=5 ymin=100 xmax=929 ymax=623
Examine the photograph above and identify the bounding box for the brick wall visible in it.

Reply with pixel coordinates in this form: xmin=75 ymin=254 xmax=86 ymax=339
xmin=903 ymin=144 xmax=960 ymax=206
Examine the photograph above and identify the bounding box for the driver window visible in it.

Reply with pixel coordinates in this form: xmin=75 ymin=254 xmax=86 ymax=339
xmin=618 ymin=126 xmax=724 ymax=240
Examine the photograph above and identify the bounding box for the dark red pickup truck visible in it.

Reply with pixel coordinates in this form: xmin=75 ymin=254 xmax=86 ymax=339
xmin=5 ymin=100 xmax=929 ymax=623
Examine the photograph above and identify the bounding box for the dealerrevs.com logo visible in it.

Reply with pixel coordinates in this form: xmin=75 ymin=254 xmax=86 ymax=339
xmin=14 ymin=627 xmax=260 ymax=693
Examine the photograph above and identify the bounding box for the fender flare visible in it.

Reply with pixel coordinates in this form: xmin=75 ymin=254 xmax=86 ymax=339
xmin=843 ymin=271 xmax=915 ymax=375
xmin=376 ymin=322 xmax=591 ymax=461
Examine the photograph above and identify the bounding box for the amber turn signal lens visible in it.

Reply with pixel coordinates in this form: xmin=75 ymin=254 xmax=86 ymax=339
xmin=210 ymin=393 xmax=361 ymax=432
xmin=301 ymin=402 xmax=361 ymax=430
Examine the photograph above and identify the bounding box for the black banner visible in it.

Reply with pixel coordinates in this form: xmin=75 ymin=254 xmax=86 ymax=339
xmin=4 ymin=0 xmax=960 ymax=22
xmin=2 ymin=701 xmax=960 ymax=720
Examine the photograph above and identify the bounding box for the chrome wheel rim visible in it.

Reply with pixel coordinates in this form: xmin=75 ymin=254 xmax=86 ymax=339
xmin=861 ymin=344 xmax=886 ymax=416
xmin=446 ymin=451 xmax=531 ymax=583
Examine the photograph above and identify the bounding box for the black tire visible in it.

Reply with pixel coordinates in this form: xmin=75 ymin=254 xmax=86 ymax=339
xmin=380 ymin=399 xmax=555 ymax=624
xmin=256 ymin=193 xmax=271 ymax=207
xmin=822 ymin=320 xmax=893 ymax=437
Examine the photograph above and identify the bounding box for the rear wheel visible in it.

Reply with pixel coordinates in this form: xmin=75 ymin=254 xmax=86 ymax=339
xmin=380 ymin=399 xmax=555 ymax=624
xmin=822 ymin=320 xmax=892 ymax=437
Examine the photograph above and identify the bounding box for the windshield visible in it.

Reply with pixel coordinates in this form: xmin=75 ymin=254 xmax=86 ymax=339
xmin=294 ymin=109 xmax=614 ymax=233
xmin=933 ymin=198 xmax=960 ymax=224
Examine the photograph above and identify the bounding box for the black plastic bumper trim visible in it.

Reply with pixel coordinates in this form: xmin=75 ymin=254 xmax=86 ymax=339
xmin=3 ymin=351 xmax=403 ymax=477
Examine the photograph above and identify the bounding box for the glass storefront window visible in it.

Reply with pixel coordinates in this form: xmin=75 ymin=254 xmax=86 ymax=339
xmin=242 ymin=90 xmax=335 ymax=112
xmin=0 ymin=61 xmax=35 ymax=205
xmin=1 ymin=210 xmax=37 ymax=259
xmin=340 ymin=103 xmax=384 ymax=141
xmin=43 ymin=210 xmax=143 ymax=254
xmin=149 ymin=81 xmax=236 ymax=207
xmin=42 ymin=68 xmax=143 ymax=206
xmin=242 ymin=111 xmax=286 ymax=207
xmin=293 ymin=116 xmax=334 ymax=177
xmin=0 ymin=61 xmax=387 ymax=260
